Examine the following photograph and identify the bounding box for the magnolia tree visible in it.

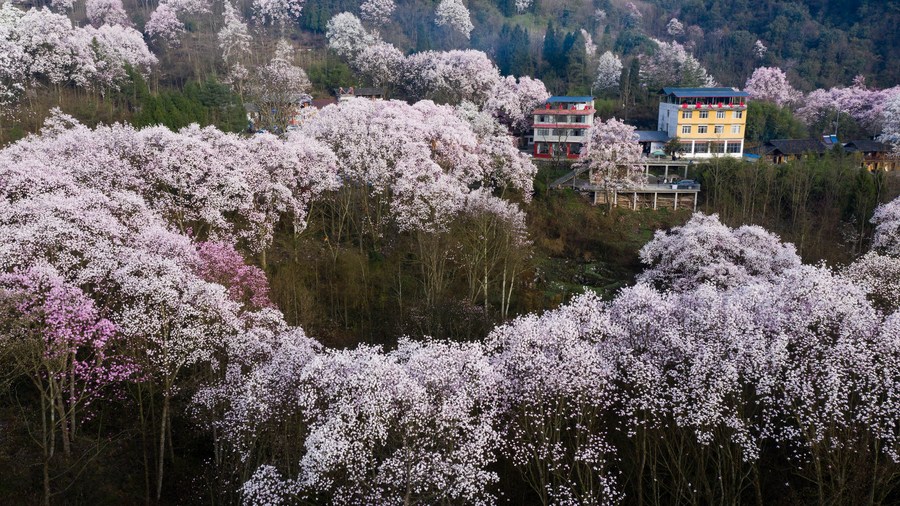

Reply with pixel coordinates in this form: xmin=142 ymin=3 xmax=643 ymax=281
xmin=796 ymin=76 xmax=900 ymax=134
xmin=218 ymin=1 xmax=252 ymax=93
xmin=754 ymin=39 xmax=767 ymax=59
xmin=325 ymin=12 xmax=375 ymax=59
xmin=145 ymin=0 xmax=212 ymax=45
xmin=638 ymin=213 xmax=802 ymax=290
xmin=0 ymin=3 xmax=156 ymax=107
xmin=578 ymin=118 xmax=644 ymax=208
xmin=666 ymin=17 xmax=684 ymax=37
xmin=0 ymin=112 xmax=342 ymax=502
xmin=85 ymin=0 xmax=130 ymax=26
xmin=878 ymin=92 xmax=900 ymax=154
xmin=744 ymin=66 xmax=802 ymax=107
xmin=246 ymin=40 xmax=312 ymax=132
xmin=434 ymin=0 xmax=473 ymax=39
xmin=483 ymin=75 xmax=550 ymax=135
xmin=594 ymin=51 xmax=623 ymax=93
xmin=640 ymin=39 xmax=716 ymax=89
xmin=401 ymin=49 xmax=501 ymax=104
xmin=325 ymin=13 xmax=505 ymax=106
xmin=252 ymin=0 xmax=305 ymax=26
xmin=359 ymin=0 xmax=394 ymax=26
xmin=0 ymin=264 xmax=136 ymax=502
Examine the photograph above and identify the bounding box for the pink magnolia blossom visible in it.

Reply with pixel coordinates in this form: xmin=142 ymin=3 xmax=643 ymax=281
xmin=0 ymin=5 xmax=155 ymax=106
xmin=744 ymin=66 xmax=802 ymax=107
xmin=401 ymin=49 xmax=500 ymax=104
xmin=352 ymin=40 xmax=404 ymax=86
xmin=878 ymin=92 xmax=900 ymax=154
xmin=195 ymin=241 xmax=273 ymax=310
xmin=145 ymin=3 xmax=183 ymax=45
xmin=872 ymin=197 xmax=900 ymax=255
xmin=483 ymin=74 xmax=551 ymax=135
xmin=86 ymin=0 xmax=130 ymax=27
xmin=796 ymin=77 xmax=900 ymax=134
xmin=0 ymin=264 xmax=137 ymax=409
xmin=579 ymin=117 xmax=645 ymax=191
xmin=638 ymin=213 xmax=801 ymax=290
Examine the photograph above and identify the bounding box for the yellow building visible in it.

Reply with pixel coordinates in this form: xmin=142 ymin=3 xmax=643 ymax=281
xmin=657 ymin=87 xmax=749 ymax=158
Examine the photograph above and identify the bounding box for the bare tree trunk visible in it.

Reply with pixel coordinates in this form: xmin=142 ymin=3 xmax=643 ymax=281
xmin=156 ymin=386 xmax=171 ymax=501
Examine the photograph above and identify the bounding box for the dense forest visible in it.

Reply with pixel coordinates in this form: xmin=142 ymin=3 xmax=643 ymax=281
xmin=1 ymin=0 xmax=900 ymax=504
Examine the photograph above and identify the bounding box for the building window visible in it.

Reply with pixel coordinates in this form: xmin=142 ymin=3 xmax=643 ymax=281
xmin=537 ymin=115 xmax=547 ymax=123
xmin=731 ymin=125 xmax=741 ymax=134
xmin=698 ymin=125 xmax=708 ymax=134
xmin=699 ymin=110 xmax=709 ymax=119
xmin=711 ymin=142 xmax=726 ymax=154
xmin=714 ymin=125 xmax=724 ymax=134
xmin=553 ymin=129 xmax=565 ymax=136
xmin=716 ymin=111 xmax=726 ymax=119
xmin=681 ymin=125 xmax=692 ymax=134
xmin=573 ymin=115 xmax=586 ymax=123
xmin=680 ymin=142 xmax=694 ymax=154
xmin=568 ymin=143 xmax=582 ymax=155
xmin=734 ymin=110 xmax=743 ymax=119
xmin=536 ymin=128 xmax=549 ymax=136
xmin=682 ymin=111 xmax=693 ymax=119
xmin=726 ymin=142 xmax=742 ymax=153
xmin=537 ymin=143 xmax=550 ymax=154
xmin=570 ymin=129 xmax=582 ymax=137
xmin=694 ymin=142 xmax=709 ymax=154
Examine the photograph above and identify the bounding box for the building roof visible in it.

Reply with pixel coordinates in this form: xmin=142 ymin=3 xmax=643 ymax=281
xmin=766 ymin=139 xmax=827 ymax=155
xmin=634 ymin=130 xmax=670 ymax=142
xmin=844 ymin=139 xmax=890 ymax=153
xmin=546 ymin=96 xmax=594 ymax=103
xmin=311 ymin=98 xmax=338 ymax=108
xmin=661 ymin=87 xmax=750 ymax=98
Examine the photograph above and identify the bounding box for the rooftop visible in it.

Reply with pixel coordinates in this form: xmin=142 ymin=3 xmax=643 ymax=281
xmin=758 ymin=139 xmax=827 ymax=155
xmin=844 ymin=139 xmax=891 ymax=153
xmin=661 ymin=87 xmax=750 ymax=98
xmin=546 ymin=96 xmax=594 ymax=103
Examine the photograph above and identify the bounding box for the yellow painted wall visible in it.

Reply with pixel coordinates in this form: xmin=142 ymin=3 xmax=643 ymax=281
xmin=674 ymin=108 xmax=746 ymax=140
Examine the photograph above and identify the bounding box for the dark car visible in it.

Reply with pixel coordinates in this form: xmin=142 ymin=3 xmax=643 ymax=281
xmin=675 ymin=179 xmax=700 ymax=190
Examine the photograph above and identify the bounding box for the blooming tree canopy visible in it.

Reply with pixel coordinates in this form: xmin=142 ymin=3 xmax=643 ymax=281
xmin=483 ymin=74 xmax=550 ymax=135
xmin=878 ymin=93 xmax=900 ymax=154
xmin=640 ymin=39 xmax=716 ymax=89
xmin=434 ymin=0 xmax=473 ymax=39
xmin=359 ymin=0 xmax=394 ymax=26
xmin=744 ymin=66 xmax=802 ymax=107
xmin=666 ymin=17 xmax=684 ymax=36
xmin=0 ymin=3 xmax=155 ymax=107
xmin=579 ymin=117 xmax=644 ymax=193
xmin=85 ymin=0 xmax=130 ymax=27
xmin=638 ymin=213 xmax=802 ymax=290
xmin=594 ymin=51 xmax=623 ymax=92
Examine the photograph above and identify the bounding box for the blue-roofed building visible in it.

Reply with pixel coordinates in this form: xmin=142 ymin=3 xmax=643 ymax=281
xmin=531 ymin=96 xmax=595 ymax=159
xmin=657 ymin=87 xmax=749 ymax=159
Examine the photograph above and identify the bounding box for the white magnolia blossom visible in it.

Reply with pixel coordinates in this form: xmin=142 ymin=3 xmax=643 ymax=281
xmin=434 ymin=0 xmax=473 ymax=39
xmin=594 ymin=51 xmax=623 ymax=91
xmin=666 ymin=17 xmax=684 ymax=36
xmin=359 ymin=0 xmax=394 ymax=25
